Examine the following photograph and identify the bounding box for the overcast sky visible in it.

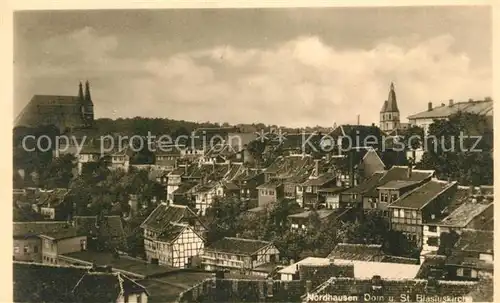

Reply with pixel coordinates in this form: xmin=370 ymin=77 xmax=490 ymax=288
xmin=14 ymin=6 xmax=491 ymax=127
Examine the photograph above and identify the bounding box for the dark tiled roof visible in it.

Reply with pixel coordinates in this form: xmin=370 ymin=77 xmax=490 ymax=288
xmin=327 ymin=243 xmax=383 ymax=261
xmin=377 ymin=180 xmax=420 ymax=190
xmin=377 ymin=166 xmax=434 ymax=186
xmin=205 ymin=237 xmax=273 ymax=255
xmin=265 ymin=155 xmax=313 ymax=177
xmin=40 ymin=227 xmax=83 ymax=240
xmin=381 ymin=255 xmax=419 ymax=265
xmin=15 ymin=95 xmax=86 ymax=128
xmin=342 ymin=171 xmax=385 ymax=194
xmin=34 ymin=188 xmax=70 ymax=207
xmin=223 ymin=181 xmax=240 ymax=191
xmin=301 ymin=172 xmax=336 ymax=187
xmin=408 ymin=99 xmax=493 ymax=120
xmin=157 ymin=223 xmax=190 ymax=243
xmin=173 ymin=182 xmax=197 ymax=194
xmin=73 ymin=271 xmax=147 ymax=301
xmin=389 ymin=180 xmax=455 ymax=209
xmin=14 ymin=221 xmax=72 ymax=238
xmin=74 ymin=215 xmax=126 ymax=242
xmin=437 ymin=201 xmax=492 ymax=227
xmin=140 ymin=204 xmax=198 ymax=231
xmin=453 ymin=229 xmax=493 ymax=253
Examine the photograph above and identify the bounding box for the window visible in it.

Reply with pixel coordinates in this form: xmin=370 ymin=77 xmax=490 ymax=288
xmin=34 ymin=246 xmax=38 ymax=253
xmin=24 ymin=246 xmax=29 ymax=253
xmin=399 ymin=209 xmax=405 ymax=218
xmin=463 ymin=268 xmax=472 ymax=277
xmin=14 ymin=246 xmax=19 ymax=254
xmin=393 ymin=209 xmax=399 ymax=217
xmin=391 ymin=194 xmax=398 ymax=202
xmin=381 ymin=193 xmax=389 ymax=203
xmin=428 ymin=226 xmax=437 ymax=232
xmin=412 ymin=211 xmax=417 ymax=218
xmin=427 ymin=237 xmax=439 ymax=246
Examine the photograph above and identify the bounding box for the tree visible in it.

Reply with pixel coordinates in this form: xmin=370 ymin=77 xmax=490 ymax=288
xmin=417 ymin=112 xmax=493 ymax=185
xmin=205 ymin=196 xmax=245 ymax=244
xmin=39 ymin=154 xmax=76 ymax=189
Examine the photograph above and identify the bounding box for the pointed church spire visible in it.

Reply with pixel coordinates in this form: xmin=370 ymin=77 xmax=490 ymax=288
xmin=84 ymin=80 xmax=92 ymax=102
xmin=385 ymin=82 xmax=399 ymax=112
xmin=78 ymin=82 xmax=84 ymax=101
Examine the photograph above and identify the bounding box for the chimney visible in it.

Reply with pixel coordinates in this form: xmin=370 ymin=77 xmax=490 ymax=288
xmin=441 ymin=103 xmax=445 ymax=107
xmin=313 ymin=159 xmax=320 ymax=177
xmin=428 ymin=102 xmax=433 ymax=111
xmin=468 ymin=98 xmax=474 ymax=103
xmin=407 ymin=165 xmax=412 ymax=179
xmin=448 ymin=99 xmax=454 ymax=107
xmin=357 ymin=114 xmax=360 ymax=125
xmin=129 ymin=194 xmax=138 ymax=216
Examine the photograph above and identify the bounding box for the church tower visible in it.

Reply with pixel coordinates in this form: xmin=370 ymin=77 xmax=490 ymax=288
xmin=80 ymin=80 xmax=94 ymax=127
xmin=379 ymin=82 xmax=400 ymax=133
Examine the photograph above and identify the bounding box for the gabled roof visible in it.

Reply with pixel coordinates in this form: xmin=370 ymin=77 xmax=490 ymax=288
xmin=453 ymin=229 xmax=493 ymax=253
xmin=342 ymin=171 xmax=385 ymax=195
xmin=157 ymin=223 xmax=203 ymax=243
xmin=205 ymin=237 xmax=273 ymax=256
xmin=73 ymin=271 xmax=148 ymax=301
xmin=327 ymin=243 xmax=383 ymax=261
xmin=388 ymin=179 xmax=456 ymax=210
xmin=15 ymin=95 xmax=82 ymax=127
xmin=74 ymin=215 xmax=126 ymax=240
xmin=377 ymin=180 xmax=420 ymax=190
xmin=140 ymin=204 xmax=200 ymax=232
xmin=407 ymin=99 xmax=493 ymax=120
xmin=264 ymin=155 xmax=313 ymax=178
xmin=172 ymin=182 xmax=197 ymax=195
xmin=435 ymin=199 xmax=492 ymax=228
xmin=33 ymin=188 xmax=70 ymax=207
xmin=301 ymin=172 xmax=336 ymax=187
xmin=14 ymin=221 xmax=73 ymax=238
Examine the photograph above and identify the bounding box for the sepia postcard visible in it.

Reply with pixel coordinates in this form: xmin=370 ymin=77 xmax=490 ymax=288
xmin=6 ymin=1 xmax=496 ymax=302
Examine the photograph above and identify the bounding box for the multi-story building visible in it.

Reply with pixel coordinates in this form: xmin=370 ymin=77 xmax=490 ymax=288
xmin=388 ymin=179 xmax=457 ymax=246
xmin=201 ymin=237 xmax=280 ymax=276
xmin=143 ymin=222 xmax=204 ymax=268
xmin=256 ymin=180 xmax=284 ymax=207
xmin=421 ymin=186 xmax=493 ymax=257
xmin=298 ymin=172 xmax=337 ymax=208
xmin=32 ymin=188 xmax=72 ymax=220
xmin=340 ymin=166 xmax=434 ymax=211
xmin=140 ymin=202 xmax=206 ymax=267
xmin=189 ymin=181 xmax=224 ymax=215
xmin=445 ymin=229 xmax=493 ymax=281
xmin=407 ymin=98 xmax=493 ymax=135
xmin=166 ymin=167 xmax=185 ymax=202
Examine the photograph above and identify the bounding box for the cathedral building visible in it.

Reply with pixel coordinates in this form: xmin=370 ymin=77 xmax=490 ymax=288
xmin=379 ymin=82 xmax=401 ymax=133
xmin=15 ymin=81 xmax=95 ymax=133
